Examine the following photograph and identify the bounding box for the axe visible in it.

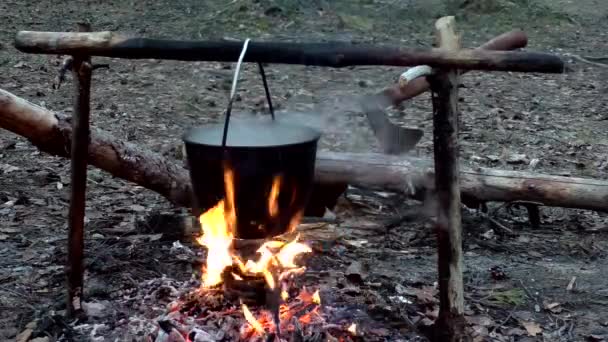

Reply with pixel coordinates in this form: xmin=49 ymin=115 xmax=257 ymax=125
xmin=362 ymin=29 xmax=529 ymax=155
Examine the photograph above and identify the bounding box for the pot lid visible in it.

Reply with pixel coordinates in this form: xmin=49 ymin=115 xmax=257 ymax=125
xmin=183 ymin=119 xmax=322 ymax=147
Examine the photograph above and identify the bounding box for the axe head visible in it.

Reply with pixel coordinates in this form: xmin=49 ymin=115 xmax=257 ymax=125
xmin=359 ymin=94 xmax=424 ymax=155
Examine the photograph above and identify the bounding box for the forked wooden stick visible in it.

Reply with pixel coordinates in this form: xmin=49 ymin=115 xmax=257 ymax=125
xmin=427 ymin=16 xmax=466 ymax=342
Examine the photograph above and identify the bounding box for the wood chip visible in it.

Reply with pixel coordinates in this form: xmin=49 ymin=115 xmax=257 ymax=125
xmin=521 ymin=321 xmax=542 ymax=336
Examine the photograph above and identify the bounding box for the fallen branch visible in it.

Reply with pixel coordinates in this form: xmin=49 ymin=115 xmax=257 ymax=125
xmin=14 ymin=31 xmax=566 ymax=73
xmin=564 ymin=53 xmax=608 ymax=68
xmin=1 ymin=88 xmax=607 ymax=214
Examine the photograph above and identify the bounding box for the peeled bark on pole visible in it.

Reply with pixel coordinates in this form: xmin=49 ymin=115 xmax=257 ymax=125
xmin=428 ymin=16 xmax=467 ymax=342
xmin=361 ymin=29 xmax=529 ymax=155
xmin=380 ymin=29 xmax=529 ymax=107
xmin=1 ymin=88 xmax=608 ymax=214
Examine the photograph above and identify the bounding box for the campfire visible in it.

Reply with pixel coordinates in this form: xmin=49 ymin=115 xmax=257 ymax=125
xmin=152 ymin=164 xmax=351 ymax=342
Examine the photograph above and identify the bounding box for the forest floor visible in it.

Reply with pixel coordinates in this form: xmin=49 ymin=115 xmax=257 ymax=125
xmin=1 ymin=0 xmax=607 ymax=341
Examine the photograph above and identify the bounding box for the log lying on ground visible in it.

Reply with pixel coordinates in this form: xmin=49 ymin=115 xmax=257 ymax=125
xmin=14 ymin=31 xmax=566 ymax=73
xmin=1 ymin=88 xmax=607 ymax=213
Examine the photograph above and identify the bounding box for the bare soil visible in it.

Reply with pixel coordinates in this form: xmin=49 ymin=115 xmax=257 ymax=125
xmin=1 ymin=0 xmax=607 ymax=341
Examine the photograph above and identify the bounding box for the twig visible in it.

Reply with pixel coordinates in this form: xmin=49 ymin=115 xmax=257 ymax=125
xmin=565 ymin=53 xmax=608 ymax=68
xmin=518 ymin=280 xmax=540 ymax=306
xmin=92 ymin=63 xmax=110 ymax=71
xmin=478 ymin=211 xmax=515 ymax=235
xmin=489 ymin=307 xmax=517 ymax=334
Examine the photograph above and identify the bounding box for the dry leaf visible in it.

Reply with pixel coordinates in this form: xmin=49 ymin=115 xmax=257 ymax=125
xmin=415 ymin=286 xmax=438 ymax=304
xmin=15 ymin=328 xmax=33 ymax=342
xmin=506 ymin=327 xmax=527 ymax=336
xmin=467 ymin=315 xmax=495 ymax=327
xmin=566 ymin=276 xmax=577 ymax=291
xmin=522 ymin=321 xmax=542 ymax=336
xmin=0 ymin=227 xmax=19 ymax=233
xmin=543 ymin=301 xmax=562 ymax=313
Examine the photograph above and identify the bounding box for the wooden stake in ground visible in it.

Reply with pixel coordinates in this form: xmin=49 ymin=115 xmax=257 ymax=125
xmin=428 ymin=16 xmax=468 ymax=342
xmin=67 ymin=22 xmax=93 ymax=318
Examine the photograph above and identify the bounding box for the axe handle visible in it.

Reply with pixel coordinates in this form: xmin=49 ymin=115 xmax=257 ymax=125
xmin=381 ymin=29 xmax=529 ymax=107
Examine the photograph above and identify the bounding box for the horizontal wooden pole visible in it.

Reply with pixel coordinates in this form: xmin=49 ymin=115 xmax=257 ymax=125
xmin=14 ymin=31 xmax=566 ymax=73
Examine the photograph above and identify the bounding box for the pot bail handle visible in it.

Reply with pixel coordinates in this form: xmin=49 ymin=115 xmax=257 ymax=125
xmin=221 ymin=39 xmax=276 ymax=149
xmin=221 ymin=39 xmax=249 ymax=149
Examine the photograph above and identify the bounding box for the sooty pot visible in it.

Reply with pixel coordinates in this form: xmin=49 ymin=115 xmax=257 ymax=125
xmin=183 ymin=119 xmax=321 ymax=239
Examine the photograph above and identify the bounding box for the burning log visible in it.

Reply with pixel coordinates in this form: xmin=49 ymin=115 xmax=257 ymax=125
xmin=427 ymin=16 xmax=466 ymax=341
xmin=13 ymin=31 xmax=567 ymax=73
xmin=1 ymin=88 xmax=608 ymax=215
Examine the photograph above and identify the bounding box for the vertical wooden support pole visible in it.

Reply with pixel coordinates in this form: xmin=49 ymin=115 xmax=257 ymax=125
xmin=67 ymin=22 xmax=93 ymax=318
xmin=428 ymin=16 xmax=467 ymax=342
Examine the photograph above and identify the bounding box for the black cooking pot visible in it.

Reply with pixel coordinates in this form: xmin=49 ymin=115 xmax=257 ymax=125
xmin=183 ymin=41 xmax=322 ymax=239
xmin=183 ymin=119 xmax=321 ymax=239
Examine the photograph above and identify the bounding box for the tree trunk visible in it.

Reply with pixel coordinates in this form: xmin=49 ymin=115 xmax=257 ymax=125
xmin=1 ymin=88 xmax=607 ymax=215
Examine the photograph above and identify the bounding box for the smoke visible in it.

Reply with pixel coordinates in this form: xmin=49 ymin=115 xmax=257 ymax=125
xmin=272 ymin=95 xmax=380 ymax=153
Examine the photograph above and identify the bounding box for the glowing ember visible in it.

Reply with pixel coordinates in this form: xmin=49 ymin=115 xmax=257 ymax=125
xmin=238 ymin=288 xmax=325 ymax=338
xmin=347 ymin=323 xmax=357 ymax=335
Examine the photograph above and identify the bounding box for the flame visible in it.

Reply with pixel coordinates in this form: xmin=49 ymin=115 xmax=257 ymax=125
xmin=276 ymin=235 xmax=312 ymax=268
xmin=196 ymin=165 xmax=317 ymax=337
xmin=239 ymin=288 xmax=324 ymax=339
xmin=287 ymin=210 xmax=304 ymax=233
xmin=196 ymin=167 xmax=239 ymax=287
xmin=268 ymin=175 xmax=282 ymax=218
xmin=242 ymin=304 xmax=265 ymax=333
xmin=196 ymin=199 xmax=234 ymax=288
xmin=312 ymin=290 xmax=321 ymax=305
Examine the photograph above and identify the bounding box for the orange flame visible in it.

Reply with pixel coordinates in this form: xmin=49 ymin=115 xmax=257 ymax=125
xmin=242 ymin=304 xmax=265 ymax=333
xmin=196 ymin=167 xmax=237 ymax=288
xmin=312 ymin=290 xmax=321 ymax=305
xmin=196 ymin=165 xmax=317 ymax=337
xmin=196 ymin=199 xmax=234 ymax=288
xmin=268 ymin=175 xmax=282 ymax=218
